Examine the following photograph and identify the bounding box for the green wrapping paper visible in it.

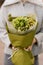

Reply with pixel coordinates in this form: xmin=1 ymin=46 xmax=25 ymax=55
xmin=6 ymin=23 xmax=37 ymax=65
xmin=8 ymin=29 xmax=36 ymax=48
xmin=7 ymin=22 xmax=38 ymax=48
xmin=11 ymin=48 xmax=34 ymax=65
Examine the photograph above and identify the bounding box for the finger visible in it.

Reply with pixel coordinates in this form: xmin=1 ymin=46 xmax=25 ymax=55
xmin=24 ymin=48 xmax=29 ymax=51
xmin=12 ymin=47 xmax=18 ymax=51
xmin=12 ymin=47 xmax=15 ymax=50
xmin=28 ymin=46 xmax=32 ymax=51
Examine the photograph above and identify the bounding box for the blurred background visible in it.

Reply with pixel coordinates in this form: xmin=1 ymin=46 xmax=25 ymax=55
xmin=0 ymin=0 xmax=5 ymax=65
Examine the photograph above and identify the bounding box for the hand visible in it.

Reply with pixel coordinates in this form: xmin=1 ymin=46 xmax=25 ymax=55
xmin=24 ymin=45 xmax=32 ymax=51
xmin=24 ymin=38 xmax=37 ymax=51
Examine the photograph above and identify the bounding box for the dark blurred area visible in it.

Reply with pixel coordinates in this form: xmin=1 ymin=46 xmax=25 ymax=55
xmin=0 ymin=0 xmax=5 ymax=7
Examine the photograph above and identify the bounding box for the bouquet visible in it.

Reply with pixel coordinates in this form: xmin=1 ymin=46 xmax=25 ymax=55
xmin=6 ymin=14 xmax=38 ymax=65
xmin=7 ymin=14 xmax=38 ymax=48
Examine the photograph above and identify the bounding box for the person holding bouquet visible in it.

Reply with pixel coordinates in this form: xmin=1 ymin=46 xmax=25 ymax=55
xmin=0 ymin=0 xmax=43 ymax=65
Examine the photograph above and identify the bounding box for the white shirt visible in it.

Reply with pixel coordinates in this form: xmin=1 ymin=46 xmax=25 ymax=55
xmin=0 ymin=0 xmax=43 ymax=56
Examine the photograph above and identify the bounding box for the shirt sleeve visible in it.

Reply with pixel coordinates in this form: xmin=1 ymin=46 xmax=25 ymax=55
xmin=32 ymin=6 xmax=43 ymax=56
xmin=32 ymin=30 xmax=43 ymax=56
xmin=32 ymin=22 xmax=43 ymax=56
xmin=0 ymin=6 xmax=11 ymax=47
xmin=35 ymin=13 xmax=43 ymax=46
